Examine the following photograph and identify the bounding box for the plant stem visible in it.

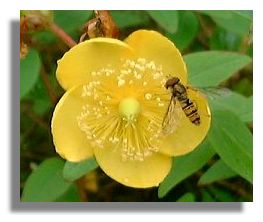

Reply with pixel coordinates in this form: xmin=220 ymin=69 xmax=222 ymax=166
xmin=49 ymin=23 xmax=77 ymax=48
xmin=40 ymin=67 xmax=58 ymax=105
xmin=216 ymin=180 xmax=252 ymax=201
xmin=25 ymin=109 xmax=49 ymax=131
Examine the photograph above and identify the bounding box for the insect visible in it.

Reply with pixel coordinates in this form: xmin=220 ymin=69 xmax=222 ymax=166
xmin=80 ymin=10 xmax=119 ymax=42
xmin=162 ymin=76 xmax=228 ymax=134
xmin=163 ymin=77 xmax=201 ymax=131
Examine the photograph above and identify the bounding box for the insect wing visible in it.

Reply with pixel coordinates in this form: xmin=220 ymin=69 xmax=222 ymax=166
xmin=162 ymin=97 xmax=182 ymax=135
xmin=187 ymin=86 xmax=230 ymax=100
xmin=202 ymin=87 xmax=230 ymax=100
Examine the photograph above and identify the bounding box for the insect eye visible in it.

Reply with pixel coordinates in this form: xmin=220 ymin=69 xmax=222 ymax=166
xmin=174 ymin=77 xmax=179 ymax=84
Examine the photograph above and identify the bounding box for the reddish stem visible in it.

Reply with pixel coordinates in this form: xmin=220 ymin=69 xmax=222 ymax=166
xmin=49 ymin=23 xmax=77 ymax=48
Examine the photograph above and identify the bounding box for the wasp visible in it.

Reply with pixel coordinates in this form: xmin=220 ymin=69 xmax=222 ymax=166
xmin=163 ymin=77 xmax=201 ymax=131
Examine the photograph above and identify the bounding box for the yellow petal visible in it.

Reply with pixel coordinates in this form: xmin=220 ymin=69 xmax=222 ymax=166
xmin=125 ymin=30 xmax=187 ymax=84
xmin=159 ymin=88 xmax=211 ymax=156
xmin=93 ymin=146 xmax=172 ymax=188
xmin=51 ymin=85 xmax=93 ymax=162
xmin=56 ymin=38 xmax=134 ymax=90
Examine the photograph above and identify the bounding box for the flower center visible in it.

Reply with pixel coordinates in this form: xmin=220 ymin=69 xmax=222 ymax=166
xmin=119 ymin=97 xmax=140 ymax=122
xmin=77 ymin=58 xmax=178 ymax=161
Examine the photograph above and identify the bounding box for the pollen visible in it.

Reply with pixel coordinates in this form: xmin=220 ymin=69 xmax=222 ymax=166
xmin=118 ymin=79 xmax=126 ymax=87
xmin=77 ymin=58 xmax=172 ymax=161
xmin=144 ymin=93 xmax=152 ymax=100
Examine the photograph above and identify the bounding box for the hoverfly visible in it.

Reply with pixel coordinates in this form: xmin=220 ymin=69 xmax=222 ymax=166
xmin=162 ymin=76 xmax=228 ymax=134
xmin=163 ymin=77 xmax=200 ymax=129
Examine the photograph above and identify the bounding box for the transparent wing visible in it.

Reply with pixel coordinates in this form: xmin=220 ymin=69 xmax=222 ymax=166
xmin=202 ymin=87 xmax=231 ymax=100
xmin=187 ymin=86 xmax=231 ymax=100
xmin=162 ymin=97 xmax=183 ymax=135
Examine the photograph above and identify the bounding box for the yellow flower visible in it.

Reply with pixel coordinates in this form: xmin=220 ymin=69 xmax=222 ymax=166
xmin=51 ymin=30 xmax=211 ymax=188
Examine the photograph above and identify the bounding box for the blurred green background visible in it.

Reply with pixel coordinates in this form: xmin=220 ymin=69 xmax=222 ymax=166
xmin=20 ymin=10 xmax=253 ymax=202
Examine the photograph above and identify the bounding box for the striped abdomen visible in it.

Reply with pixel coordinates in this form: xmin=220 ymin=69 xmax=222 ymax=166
xmin=179 ymin=98 xmax=201 ymax=125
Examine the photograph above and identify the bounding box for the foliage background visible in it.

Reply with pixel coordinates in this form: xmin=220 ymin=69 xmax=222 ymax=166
xmin=20 ymin=10 xmax=253 ymax=202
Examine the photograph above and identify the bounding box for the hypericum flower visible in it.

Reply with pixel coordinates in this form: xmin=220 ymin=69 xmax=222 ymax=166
xmin=51 ymin=30 xmax=211 ymax=188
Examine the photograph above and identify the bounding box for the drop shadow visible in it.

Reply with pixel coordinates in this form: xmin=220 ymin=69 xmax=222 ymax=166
xmin=10 ymin=20 xmax=21 ymax=211
xmin=11 ymin=19 xmax=243 ymax=213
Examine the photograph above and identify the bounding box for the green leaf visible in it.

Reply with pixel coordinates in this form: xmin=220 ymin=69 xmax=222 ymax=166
xmin=209 ymin=91 xmax=253 ymax=123
xmin=63 ymin=157 xmax=98 ymax=182
xmin=167 ymin=11 xmax=199 ymax=51
xmin=208 ymin=187 xmax=236 ymax=202
xmin=33 ymin=30 xmax=57 ymax=44
xmin=176 ymin=192 xmax=195 ymax=202
xmin=20 ymin=49 xmax=41 ymax=99
xmin=232 ymin=78 xmax=253 ymax=97
xmin=210 ymin=28 xmax=242 ymax=51
xmin=158 ymin=140 xmax=215 ymax=198
xmin=54 ymin=10 xmax=92 ymax=40
xmin=25 ymin=77 xmax=52 ymax=115
xmin=208 ymin=110 xmax=253 ymax=183
xmin=55 ymin=184 xmax=81 ymax=202
xmin=22 ymin=157 xmax=72 ymax=202
xmin=235 ymin=11 xmax=253 ymax=20
xmin=198 ymin=159 xmax=237 ymax=185
xmin=242 ymin=96 xmax=253 ymax=122
xmin=200 ymin=10 xmax=252 ymax=36
xmin=201 ymin=190 xmax=215 ymax=202
xmin=147 ymin=10 xmax=179 ymax=33
xmin=111 ymin=11 xmax=151 ymax=29
xmin=33 ymin=11 xmax=96 ymax=44
xmin=184 ymin=51 xmax=252 ymax=87
xmin=34 ymin=11 xmax=92 ymax=45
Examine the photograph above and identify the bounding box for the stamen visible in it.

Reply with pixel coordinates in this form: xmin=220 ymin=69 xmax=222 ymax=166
xmin=118 ymin=79 xmax=125 ymax=87
xmin=76 ymin=58 xmax=180 ymax=161
xmin=144 ymin=93 xmax=152 ymax=100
